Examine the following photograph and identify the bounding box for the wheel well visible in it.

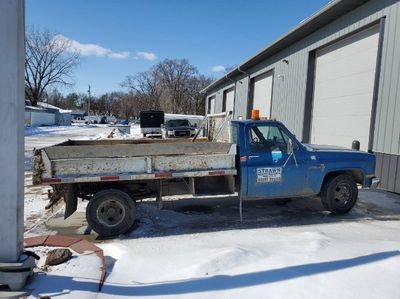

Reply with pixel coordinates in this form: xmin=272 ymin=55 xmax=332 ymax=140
xmin=321 ymin=170 xmax=364 ymax=191
xmin=76 ymin=182 xmax=150 ymax=201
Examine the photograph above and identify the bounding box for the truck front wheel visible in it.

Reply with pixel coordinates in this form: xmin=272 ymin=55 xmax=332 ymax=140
xmin=86 ymin=189 xmax=136 ymax=237
xmin=321 ymin=174 xmax=358 ymax=214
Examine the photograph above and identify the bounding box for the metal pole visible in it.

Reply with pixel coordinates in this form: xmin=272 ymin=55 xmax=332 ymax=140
xmin=239 ymin=194 xmax=243 ymax=223
xmin=87 ymin=84 xmax=91 ymax=117
xmin=0 ymin=0 xmax=35 ymax=291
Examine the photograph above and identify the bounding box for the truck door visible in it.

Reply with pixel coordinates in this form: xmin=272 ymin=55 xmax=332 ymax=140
xmin=245 ymin=123 xmax=309 ymax=198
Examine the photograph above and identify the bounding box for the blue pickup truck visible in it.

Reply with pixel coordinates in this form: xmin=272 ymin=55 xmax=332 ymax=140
xmin=33 ymin=119 xmax=380 ymax=236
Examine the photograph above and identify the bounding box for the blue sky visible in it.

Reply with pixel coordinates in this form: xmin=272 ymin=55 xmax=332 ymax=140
xmin=26 ymin=0 xmax=329 ymax=96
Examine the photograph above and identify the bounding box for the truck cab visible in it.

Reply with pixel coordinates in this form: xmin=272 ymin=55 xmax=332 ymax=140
xmin=232 ymin=120 xmax=379 ymax=214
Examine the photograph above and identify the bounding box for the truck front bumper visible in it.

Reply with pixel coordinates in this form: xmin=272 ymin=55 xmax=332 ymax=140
xmin=370 ymin=177 xmax=380 ymax=189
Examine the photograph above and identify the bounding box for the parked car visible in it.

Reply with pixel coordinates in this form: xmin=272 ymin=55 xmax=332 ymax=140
xmin=33 ymin=119 xmax=380 ymax=236
xmin=163 ymin=118 xmax=197 ymax=138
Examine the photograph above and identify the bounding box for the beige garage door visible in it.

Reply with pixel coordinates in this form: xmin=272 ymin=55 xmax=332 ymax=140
xmin=223 ymin=88 xmax=235 ymax=112
xmin=311 ymin=25 xmax=380 ymax=150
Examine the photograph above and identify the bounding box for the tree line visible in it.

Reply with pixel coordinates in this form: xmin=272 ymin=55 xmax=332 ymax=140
xmin=25 ymin=28 xmax=214 ymax=118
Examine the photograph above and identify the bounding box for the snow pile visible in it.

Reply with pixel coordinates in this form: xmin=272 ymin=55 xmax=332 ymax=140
xmin=90 ymin=125 xmax=142 ymax=140
xmin=97 ymin=221 xmax=400 ymax=299
xmin=25 ymin=125 xmax=81 ymax=137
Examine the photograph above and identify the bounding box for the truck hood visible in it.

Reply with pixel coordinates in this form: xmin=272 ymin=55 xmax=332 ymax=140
xmin=304 ymin=144 xmax=357 ymax=152
xmin=302 ymin=143 xmax=376 ymax=180
xmin=166 ymin=126 xmax=195 ymax=130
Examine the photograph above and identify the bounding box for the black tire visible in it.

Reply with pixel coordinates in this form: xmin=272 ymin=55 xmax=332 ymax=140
xmin=86 ymin=189 xmax=136 ymax=237
xmin=321 ymin=174 xmax=358 ymax=214
xmin=143 ymin=133 xmax=147 ymax=137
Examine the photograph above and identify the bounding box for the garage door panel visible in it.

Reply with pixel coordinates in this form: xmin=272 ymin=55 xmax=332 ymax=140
xmin=312 ymin=115 xmax=371 ymax=148
xmin=316 ymin=26 xmax=379 ymax=65
xmin=312 ymin=115 xmax=372 ymax=135
xmin=315 ymin=47 xmax=379 ymax=83
xmin=312 ymin=94 xmax=373 ymax=117
xmin=311 ymin=25 xmax=379 ymax=151
xmin=315 ymin=65 xmax=376 ymax=100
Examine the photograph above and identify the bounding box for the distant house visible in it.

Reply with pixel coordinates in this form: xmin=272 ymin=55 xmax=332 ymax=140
xmin=71 ymin=110 xmax=86 ymax=121
xmin=25 ymin=101 xmax=72 ymax=126
xmin=25 ymin=105 xmax=54 ymax=126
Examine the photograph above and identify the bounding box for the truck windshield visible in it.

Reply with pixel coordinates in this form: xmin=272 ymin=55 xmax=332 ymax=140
xmin=166 ymin=119 xmax=191 ymax=127
xmin=248 ymin=125 xmax=290 ymax=153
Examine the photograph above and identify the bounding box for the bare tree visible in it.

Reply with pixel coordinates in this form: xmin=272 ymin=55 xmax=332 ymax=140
xmin=186 ymin=75 xmax=214 ymax=115
xmin=155 ymin=59 xmax=198 ymax=113
xmin=121 ymin=70 xmax=162 ymax=111
xmin=25 ymin=28 xmax=80 ymax=106
xmin=122 ymin=58 xmax=213 ymax=115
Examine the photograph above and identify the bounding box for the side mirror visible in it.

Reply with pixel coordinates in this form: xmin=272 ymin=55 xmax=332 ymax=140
xmin=288 ymin=138 xmax=293 ymax=154
xmin=194 ymin=123 xmax=198 ymax=128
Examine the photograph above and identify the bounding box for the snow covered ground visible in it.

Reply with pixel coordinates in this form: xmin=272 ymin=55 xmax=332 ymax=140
xmin=23 ymin=125 xmax=400 ymax=298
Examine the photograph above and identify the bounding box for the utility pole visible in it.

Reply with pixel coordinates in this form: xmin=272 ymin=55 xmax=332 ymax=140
xmin=87 ymin=84 xmax=91 ymax=117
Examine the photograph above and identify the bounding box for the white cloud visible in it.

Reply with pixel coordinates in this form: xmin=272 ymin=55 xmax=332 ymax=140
xmin=134 ymin=51 xmax=157 ymax=61
xmin=211 ymin=65 xmax=226 ymax=73
xmin=53 ymin=34 xmax=130 ymax=59
xmin=108 ymin=51 xmax=130 ymax=59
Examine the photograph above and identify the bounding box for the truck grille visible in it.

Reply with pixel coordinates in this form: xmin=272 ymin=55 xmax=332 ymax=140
xmin=175 ymin=130 xmax=190 ymax=136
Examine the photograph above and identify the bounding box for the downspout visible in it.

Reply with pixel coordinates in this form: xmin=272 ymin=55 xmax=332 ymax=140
xmin=237 ymin=66 xmax=251 ymax=119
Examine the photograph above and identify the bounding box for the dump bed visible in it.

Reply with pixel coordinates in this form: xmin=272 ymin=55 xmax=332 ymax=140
xmin=33 ymin=139 xmax=237 ymax=185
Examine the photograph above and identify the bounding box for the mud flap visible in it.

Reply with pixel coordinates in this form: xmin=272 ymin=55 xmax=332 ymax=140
xmin=64 ymin=184 xmax=77 ymax=219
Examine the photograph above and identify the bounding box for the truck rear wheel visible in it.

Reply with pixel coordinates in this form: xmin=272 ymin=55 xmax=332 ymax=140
xmin=321 ymin=174 xmax=358 ymax=214
xmin=86 ymin=189 xmax=136 ymax=237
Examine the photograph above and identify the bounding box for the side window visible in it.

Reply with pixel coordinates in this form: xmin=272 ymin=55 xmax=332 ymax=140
xmin=248 ymin=125 xmax=291 ymax=153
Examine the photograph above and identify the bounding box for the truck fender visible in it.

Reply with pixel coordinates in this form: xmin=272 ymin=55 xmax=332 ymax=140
xmin=320 ymin=169 xmax=365 ymax=192
xmin=64 ymin=184 xmax=78 ymax=219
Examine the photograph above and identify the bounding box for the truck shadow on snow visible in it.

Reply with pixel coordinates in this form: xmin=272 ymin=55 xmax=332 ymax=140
xmin=27 ymin=250 xmax=400 ymax=297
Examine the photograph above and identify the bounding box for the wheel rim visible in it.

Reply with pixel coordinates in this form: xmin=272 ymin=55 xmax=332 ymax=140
xmin=96 ymin=199 xmax=126 ymax=228
xmin=333 ymin=182 xmax=352 ymax=207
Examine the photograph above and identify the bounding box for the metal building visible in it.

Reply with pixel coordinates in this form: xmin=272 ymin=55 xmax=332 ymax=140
xmin=202 ymin=0 xmax=400 ymax=193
